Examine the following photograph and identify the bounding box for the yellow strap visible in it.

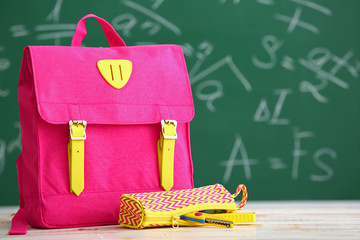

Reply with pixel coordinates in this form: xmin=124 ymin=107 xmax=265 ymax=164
xmin=157 ymin=121 xmax=177 ymax=191
xmin=68 ymin=123 xmax=85 ymax=196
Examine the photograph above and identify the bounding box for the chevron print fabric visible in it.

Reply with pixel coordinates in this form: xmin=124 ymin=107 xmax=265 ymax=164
xmin=118 ymin=196 xmax=143 ymax=227
xmin=126 ymin=184 xmax=234 ymax=212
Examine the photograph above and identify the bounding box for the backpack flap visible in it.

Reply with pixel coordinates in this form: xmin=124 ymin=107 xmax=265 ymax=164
xmin=28 ymin=45 xmax=194 ymax=124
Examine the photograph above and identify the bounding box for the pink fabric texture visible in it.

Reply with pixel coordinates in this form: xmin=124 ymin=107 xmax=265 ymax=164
xmin=14 ymin=14 xmax=194 ymax=230
xmin=9 ymin=209 xmax=27 ymax=235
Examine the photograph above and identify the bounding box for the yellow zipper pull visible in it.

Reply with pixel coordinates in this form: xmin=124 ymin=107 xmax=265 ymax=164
xmin=172 ymin=215 xmax=180 ymax=228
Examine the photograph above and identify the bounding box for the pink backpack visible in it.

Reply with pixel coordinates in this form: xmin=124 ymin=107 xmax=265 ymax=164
xmin=10 ymin=14 xmax=194 ymax=234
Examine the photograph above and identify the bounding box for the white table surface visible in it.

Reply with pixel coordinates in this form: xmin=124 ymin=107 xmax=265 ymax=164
xmin=1 ymin=201 xmax=360 ymax=240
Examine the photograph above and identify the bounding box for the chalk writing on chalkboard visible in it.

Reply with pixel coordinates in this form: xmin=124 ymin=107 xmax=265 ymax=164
xmin=192 ymin=55 xmax=251 ymax=112
xmin=221 ymin=135 xmax=258 ymax=182
xmin=188 ymin=45 xmax=251 ymax=112
xmin=268 ymin=157 xmax=286 ymax=170
xmin=221 ymin=128 xmax=336 ymax=182
xmin=7 ymin=122 xmax=22 ymax=154
xmin=253 ymin=89 xmax=292 ymax=125
xmin=39 ymin=0 xmax=70 ymax=45
xmin=217 ymin=0 xmax=344 ymax=183
xmin=0 ymin=79 xmax=10 ymax=97
xmin=219 ymin=0 xmax=275 ymax=6
xmin=0 ymin=140 xmax=5 ymax=175
xmin=310 ymin=148 xmax=336 ymax=182
xmin=34 ymin=24 xmax=76 ymax=43
xmin=118 ymin=0 xmax=181 ymax=36
xmin=298 ymin=48 xmax=358 ymax=89
xmin=0 ymin=123 xmax=21 ymax=176
xmin=9 ymin=25 xmax=30 ymax=38
xmin=47 ymin=0 xmax=63 ymax=23
xmin=252 ymin=35 xmax=283 ymax=70
xmin=274 ymin=0 xmax=332 ymax=34
xmin=292 ymin=128 xmax=336 ymax=182
xmin=0 ymin=46 xmax=10 ymax=70
xmin=0 ymin=46 xmax=10 ymax=98
xmin=251 ymin=0 xmax=359 ymax=107
xmin=150 ymin=0 xmax=164 ymax=10
xmin=253 ymin=35 xmax=359 ymax=104
xmin=9 ymin=0 xmax=74 ymax=45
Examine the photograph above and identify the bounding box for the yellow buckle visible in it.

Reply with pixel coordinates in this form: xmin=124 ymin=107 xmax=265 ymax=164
xmin=161 ymin=120 xmax=177 ymax=139
xmin=69 ymin=120 xmax=87 ymax=140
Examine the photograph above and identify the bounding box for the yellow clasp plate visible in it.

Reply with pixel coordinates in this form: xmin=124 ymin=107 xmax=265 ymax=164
xmin=97 ymin=59 xmax=133 ymax=89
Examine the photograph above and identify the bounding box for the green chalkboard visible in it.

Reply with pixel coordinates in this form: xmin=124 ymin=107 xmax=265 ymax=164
xmin=1 ymin=0 xmax=360 ymax=205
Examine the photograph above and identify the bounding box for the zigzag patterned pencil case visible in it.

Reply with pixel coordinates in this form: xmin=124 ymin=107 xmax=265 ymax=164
xmin=118 ymin=184 xmax=249 ymax=229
